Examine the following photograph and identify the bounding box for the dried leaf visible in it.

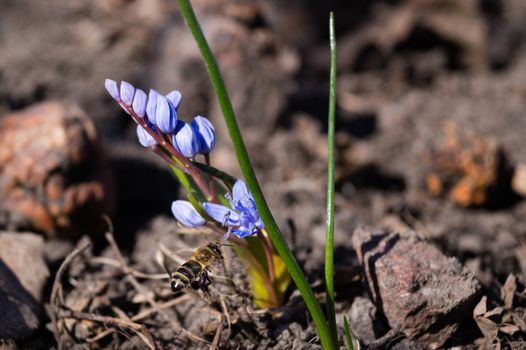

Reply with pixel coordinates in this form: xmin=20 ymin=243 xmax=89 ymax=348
xmin=485 ymin=307 xmax=504 ymax=320
xmin=474 ymin=296 xmax=499 ymax=342
xmin=499 ymin=323 xmax=519 ymax=335
xmin=511 ymin=311 xmax=526 ymax=332
xmin=501 ymin=274 xmax=517 ymax=309
xmin=474 ymin=296 xmax=488 ymax=317
xmin=474 ymin=316 xmax=499 ymax=343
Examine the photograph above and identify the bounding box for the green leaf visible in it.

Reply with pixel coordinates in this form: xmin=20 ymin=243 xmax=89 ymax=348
xmin=325 ymin=12 xmax=339 ymax=347
xmin=343 ymin=316 xmax=354 ymax=350
xmin=272 ymin=251 xmax=291 ymax=305
xmin=233 ymin=241 xmax=278 ymax=309
xmin=243 ymin=237 xmax=290 ymax=308
xmin=191 ymin=161 xmax=237 ymax=190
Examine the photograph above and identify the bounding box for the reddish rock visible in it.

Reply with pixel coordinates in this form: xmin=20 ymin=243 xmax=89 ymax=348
xmin=422 ymin=122 xmax=510 ymax=207
xmin=352 ymin=226 xmax=480 ymax=349
xmin=0 ymin=101 xmax=114 ymax=239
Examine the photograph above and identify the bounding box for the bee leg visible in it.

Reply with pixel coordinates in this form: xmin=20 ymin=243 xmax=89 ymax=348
xmin=199 ymin=271 xmax=212 ymax=297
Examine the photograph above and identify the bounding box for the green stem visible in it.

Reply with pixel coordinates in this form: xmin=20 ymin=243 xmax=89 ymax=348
xmin=176 ymin=1 xmax=336 ymax=348
xmin=325 ymin=12 xmax=338 ymax=347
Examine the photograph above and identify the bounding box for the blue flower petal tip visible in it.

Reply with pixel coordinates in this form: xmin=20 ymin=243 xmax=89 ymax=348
xmin=156 ymin=95 xmax=177 ymax=133
xmin=136 ymin=125 xmax=157 ymax=147
xmin=172 ymin=200 xmax=205 ymax=227
xmin=120 ymin=81 xmax=135 ymax=105
xmin=192 ymin=116 xmax=216 ymax=154
xmin=105 ymin=79 xmax=120 ymax=100
xmin=173 ymin=121 xmax=200 ymax=158
xmin=166 ymin=90 xmax=183 ymax=110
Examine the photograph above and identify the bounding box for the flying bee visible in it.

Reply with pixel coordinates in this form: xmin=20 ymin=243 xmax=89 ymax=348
xmin=163 ymin=241 xmax=226 ymax=296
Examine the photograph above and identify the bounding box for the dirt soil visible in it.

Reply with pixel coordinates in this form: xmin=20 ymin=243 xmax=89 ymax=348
xmin=1 ymin=0 xmax=526 ymax=349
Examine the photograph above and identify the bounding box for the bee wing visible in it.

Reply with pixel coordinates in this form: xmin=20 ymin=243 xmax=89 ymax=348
xmin=158 ymin=243 xmax=196 ymax=266
xmin=206 ymin=246 xmax=233 ymax=276
xmin=155 ymin=250 xmax=173 ymax=280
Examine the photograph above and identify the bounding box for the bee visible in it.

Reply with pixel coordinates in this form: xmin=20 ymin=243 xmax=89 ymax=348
xmin=167 ymin=241 xmax=225 ymax=295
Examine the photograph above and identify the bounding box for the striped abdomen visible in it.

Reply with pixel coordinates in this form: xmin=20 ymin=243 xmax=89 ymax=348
xmin=171 ymin=260 xmax=203 ymax=292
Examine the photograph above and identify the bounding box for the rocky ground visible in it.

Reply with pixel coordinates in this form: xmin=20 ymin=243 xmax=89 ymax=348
xmin=1 ymin=0 xmax=526 ymax=349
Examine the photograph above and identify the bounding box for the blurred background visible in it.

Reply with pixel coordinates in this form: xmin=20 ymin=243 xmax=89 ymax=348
xmin=1 ymin=0 xmax=526 ymax=347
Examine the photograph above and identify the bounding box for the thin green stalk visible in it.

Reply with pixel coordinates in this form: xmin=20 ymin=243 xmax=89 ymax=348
xmin=343 ymin=316 xmax=355 ymax=350
xmin=325 ymin=12 xmax=338 ymax=347
xmin=176 ymin=1 xmax=336 ymax=348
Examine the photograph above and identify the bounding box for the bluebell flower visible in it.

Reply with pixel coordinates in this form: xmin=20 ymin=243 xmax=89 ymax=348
xmin=120 ymin=81 xmax=135 ymax=105
xmin=166 ymin=90 xmax=182 ymax=110
xmin=105 ymin=79 xmax=120 ymax=100
xmin=132 ymin=89 xmax=147 ymax=118
xmin=203 ymin=180 xmax=263 ymax=238
xmin=171 ymin=200 xmax=205 ymax=227
xmin=191 ymin=116 xmax=215 ymax=154
xmin=146 ymin=89 xmax=160 ymax=125
xmin=173 ymin=120 xmax=200 ymax=158
xmin=136 ymin=124 xmax=157 ymax=147
xmin=155 ymin=95 xmax=177 ymax=133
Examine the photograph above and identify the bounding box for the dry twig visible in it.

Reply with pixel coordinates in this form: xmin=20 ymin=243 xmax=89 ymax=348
xmin=50 ymin=239 xmax=92 ymax=350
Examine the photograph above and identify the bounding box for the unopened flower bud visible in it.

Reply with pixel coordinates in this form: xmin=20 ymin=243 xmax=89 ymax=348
xmin=166 ymin=90 xmax=182 ymax=110
xmin=132 ymin=89 xmax=147 ymax=118
xmin=171 ymin=200 xmax=205 ymax=227
xmin=136 ymin=124 xmax=157 ymax=147
xmin=156 ymin=95 xmax=177 ymax=133
xmin=120 ymin=81 xmax=135 ymax=105
xmin=191 ymin=116 xmax=215 ymax=154
xmin=173 ymin=120 xmax=199 ymax=157
xmin=105 ymin=79 xmax=120 ymax=100
xmin=146 ymin=89 xmax=160 ymax=125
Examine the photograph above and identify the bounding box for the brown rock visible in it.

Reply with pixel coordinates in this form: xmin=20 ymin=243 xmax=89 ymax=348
xmin=352 ymin=226 xmax=480 ymax=349
xmin=0 ymin=101 xmax=114 ymax=238
xmin=422 ymin=121 xmax=510 ymax=207
xmin=0 ymin=232 xmax=49 ymax=302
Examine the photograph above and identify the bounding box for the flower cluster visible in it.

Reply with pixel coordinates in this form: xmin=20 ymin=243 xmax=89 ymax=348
xmin=105 ymin=79 xmax=215 ymax=157
xmin=172 ymin=179 xmax=264 ymax=238
xmin=105 ymin=79 xmax=263 ymax=240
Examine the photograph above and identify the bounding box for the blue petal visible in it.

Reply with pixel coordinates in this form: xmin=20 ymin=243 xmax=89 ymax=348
xmin=105 ymin=79 xmax=120 ymax=100
xmin=120 ymin=81 xmax=135 ymax=105
xmin=171 ymin=200 xmax=205 ymax=227
xmin=232 ymin=179 xmax=250 ymax=203
xmin=203 ymin=203 xmax=239 ymax=225
xmin=166 ymin=90 xmax=182 ymax=110
xmin=146 ymin=89 xmax=159 ymax=125
xmin=155 ymin=95 xmax=177 ymax=133
xmin=132 ymin=89 xmax=147 ymax=117
xmin=173 ymin=121 xmax=200 ymax=158
xmin=136 ymin=125 xmax=157 ymax=147
xmin=230 ymin=228 xmax=254 ymax=238
xmin=191 ymin=116 xmax=215 ymax=153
